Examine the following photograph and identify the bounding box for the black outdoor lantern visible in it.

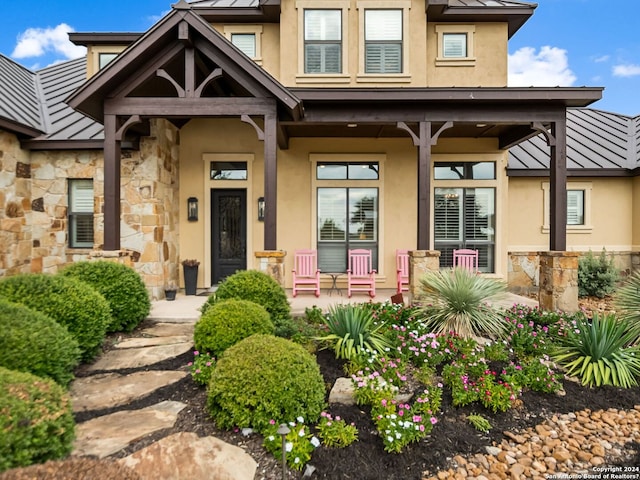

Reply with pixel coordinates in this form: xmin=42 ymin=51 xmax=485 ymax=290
xmin=257 ymin=196 xmax=265 ymax=221
xmin=187 ymin=197 xmax=198 ymax=222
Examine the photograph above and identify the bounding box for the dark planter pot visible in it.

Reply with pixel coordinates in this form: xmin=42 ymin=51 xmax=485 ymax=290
xmin=165 ymin=289 xmax=177 ymax=301
xmin=183 ymin=265 xmax=199 ymax=296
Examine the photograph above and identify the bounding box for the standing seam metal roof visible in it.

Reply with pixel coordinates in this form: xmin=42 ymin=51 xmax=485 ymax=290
xmin=0 ymin=54 xmax=44 ymax=132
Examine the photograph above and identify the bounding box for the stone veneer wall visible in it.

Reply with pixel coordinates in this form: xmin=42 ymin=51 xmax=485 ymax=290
xmin=0 ymin=120 xmax=179 ymax=300
xmin=0 ymin=131 xmax=32 ymax=276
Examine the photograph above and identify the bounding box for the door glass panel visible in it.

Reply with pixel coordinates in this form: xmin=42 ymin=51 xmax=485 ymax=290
xmin=218 ymin=195 xmax=243 ymax=259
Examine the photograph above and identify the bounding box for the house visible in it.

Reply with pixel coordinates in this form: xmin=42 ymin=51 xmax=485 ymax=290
xmin=2 ymin=0 xmax=635 ymax=310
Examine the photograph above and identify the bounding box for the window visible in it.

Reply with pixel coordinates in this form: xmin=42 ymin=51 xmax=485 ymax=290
xmin=98 ymin=53 xmax=118 ymax=70
xmin=68 ymin=179 xmax=94 ymax=248
xmin=317 ymin=187 xmax=378 ymax=272
xmin=304 ymin=9 xmax=342 ymax=73
xmin=541 ymin=182 xmax=592 ymax=232
xmin=231 ymin=33 xmax=256 ymax=58
xmin=364 ymin=9 xmax=402 ymax=74
xmin=210 ymin=162 xmax=248 ymax=180
xmin=435 ymin=25 xmax=475 ymax=66
xmin=435 ymin=188 xmax=495 ymax=273
xmin=317 ymin=161 xmax=379 ymax=180
xmin=434 ymin=162 xmax=495 ymax=180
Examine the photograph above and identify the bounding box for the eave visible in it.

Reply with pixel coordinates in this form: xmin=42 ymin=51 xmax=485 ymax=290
xmin=0 ymin=117 xmax=43 ymax=138
xmin=69 ymin=33 xmax=142 ymax=47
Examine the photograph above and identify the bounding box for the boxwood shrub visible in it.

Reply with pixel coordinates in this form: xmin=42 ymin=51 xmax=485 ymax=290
xmin=206 ymin=334 xmax=326 ymax=432
xmin=194 ymin=299 xmax=274 ymax=357
xmin=0 ymin=274 xmax=110 ymax=361
xmin=0 ymin=367 xmax=75 ymax=472
xmin=0 ymin=300 xmax=80 ymax=386
xmin=202 ymin=270 xmax=293 ymax=336
xmin=61 ymin=260 xmax=151 ymax=332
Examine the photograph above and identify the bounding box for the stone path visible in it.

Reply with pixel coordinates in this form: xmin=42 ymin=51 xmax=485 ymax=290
xmin=70 ymin=319 xmax=257 ymax=480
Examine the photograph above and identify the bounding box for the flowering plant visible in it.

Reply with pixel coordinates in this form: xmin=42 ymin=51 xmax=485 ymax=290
xmin=187 ymin=351 xmax=215 ymax=386
xmin=316 ymin=412 xmax=358 ymax=448
xmin=262 ymin=418 xmax=320 ymax=471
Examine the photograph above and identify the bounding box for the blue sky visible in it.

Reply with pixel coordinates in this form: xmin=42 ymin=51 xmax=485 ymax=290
xmin=1 ymin=0 xmax=639 ymax=116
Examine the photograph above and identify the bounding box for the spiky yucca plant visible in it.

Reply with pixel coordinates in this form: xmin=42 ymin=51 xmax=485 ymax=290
xmin=318 ymin=304 xmax=391 ymax=360
xmin=417 ymin=267 xmax=507 ymax=339
xmin=614 ymin=270 xmax=640 ymax=344
xmin=553 ymin=313 xmax=640 ymax=388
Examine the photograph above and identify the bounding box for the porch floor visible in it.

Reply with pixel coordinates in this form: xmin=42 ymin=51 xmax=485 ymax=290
xmin=149 ymin=288 xmax=538 ymax=322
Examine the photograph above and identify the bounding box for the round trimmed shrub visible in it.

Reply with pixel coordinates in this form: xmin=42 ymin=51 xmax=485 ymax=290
xmin=61 ymin=261 xmax=151 ymax=332
xmin=194 ymin=299 xmax=274 ymax=357
xmin=206 ymin=334 xmax=326 ymax=432
xmin=0 ymin=300 xmax=80 ymax=386
xmin=0 ymin=367 xmax=75 ymax=472
xmin=0 ymin=274 xmax=110 ymax=361
xmin=203 ymin=270 xmax=293 ymax=336
xmin=0 ymin=457 xmax=141 ymax=480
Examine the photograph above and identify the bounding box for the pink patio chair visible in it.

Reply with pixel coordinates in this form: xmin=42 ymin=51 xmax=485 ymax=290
xmin=292 ymin=249 xmax=321 ymax=297
xmin=347 ymin=249 xmax=376 ymax=298
xmin=396 ymin=249 xmax=409 ymax=294
xmin=453 ymin=248 xmax=479 ymax=273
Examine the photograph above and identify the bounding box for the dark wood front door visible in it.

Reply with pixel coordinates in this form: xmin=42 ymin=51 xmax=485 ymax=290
xmin=211 ymin=189 xmax=247 ymax=284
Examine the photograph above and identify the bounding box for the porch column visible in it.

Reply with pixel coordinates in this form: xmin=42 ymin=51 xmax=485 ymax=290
xmin=549 ymin=116 xmax=567 ymax=251
xmin=254 ymin=250 xmax=286 ymax=287
xmin=103 ymin=114 xmax=121 ymax=250
xmin=264 ymin=113 xmax=278 ymax=250
xmin=408 ymin=250 xmax=440 ymax=305
xmin=417 ymin=121 xmax=432 ymax=250
xmin=538 ymin=251 xmax=578 ymax=312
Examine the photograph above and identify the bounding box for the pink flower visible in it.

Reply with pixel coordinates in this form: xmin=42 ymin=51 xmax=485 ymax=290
xmin=430 ymin=417 xmax=438 ymax=425
xmin=269 ymin=419 xmax=276 ymax=425
xmin=194 ymin=351 xmax=200 ymax=356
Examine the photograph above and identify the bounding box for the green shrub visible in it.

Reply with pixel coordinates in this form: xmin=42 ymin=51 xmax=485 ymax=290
xmin=0 ymin=457 xmax=141 ymax=480
xmin=203 ymin=270 xmax=293 ymax=336
xmin=194 ymin=299 xmax=274 ymax=356
xmin=614 ymin=270 xmax=640 ymax=344
xmin=553 ymin=313 xmax=640 ymax=388
xmin=206 ymin=334 xmax=326 ymax=432
xmin=61 ymin=261 xmax=150 ymax=332
xmin=578 ymin=249 xmax=619 ymax=298
xmin=0 ymin=367 xmax=75 ymax=472
xmin=317 ymin=304 xmax=391 ymax=360
xmin=417 ymin=267 xmax=508 ymax=339
xmin=0 ymin=274 xmax=110 ymax=361
xmin=0 ymin=300 xmax=80 ymax=386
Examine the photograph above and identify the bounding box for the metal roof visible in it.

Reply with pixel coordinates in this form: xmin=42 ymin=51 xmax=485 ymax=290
xmin=0 ymin=54 xmax=44 ymax=134
xmin=187 ymin=0 xmax=260 ymax=6
xmin=508 ymin=108 xmax=638 ymax=172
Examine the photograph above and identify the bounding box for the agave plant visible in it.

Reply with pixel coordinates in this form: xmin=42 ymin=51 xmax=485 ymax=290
xmin=614 ymin=270 xmax=640 ymax=344
xmin=317 ymin=304 xmax=391 ymax=360
xmin=552 ymin=313 xmax=640 ymax=388
xmin=417 ymin=267 xmax=507 ymax=339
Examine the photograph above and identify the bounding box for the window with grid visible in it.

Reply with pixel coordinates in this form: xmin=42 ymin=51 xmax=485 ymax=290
xmin=434 ymin=187 xmax=495 ymax=273
xmin=68 ymin=179 xmax=94 ymax=248
xmin=304 ymin=9 xmax=342 ymax=73
xmin=364 ymin=9 xmax=402 ymax=74
xmin=231 ymin=33 xmax=256 ymax=58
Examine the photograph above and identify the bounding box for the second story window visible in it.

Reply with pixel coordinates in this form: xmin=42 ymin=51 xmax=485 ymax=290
xmin=99 ymin=53 xmax=118 ymax=70
xmin=442 ymin=33 xmax=467 ymax=58
xmin=364 ymin=9 xmax=402 ymax=74
xmin=231 ymin=33 xmax=256 ymax=58
xmin=304 ymin=9 xmax=342 ymax=74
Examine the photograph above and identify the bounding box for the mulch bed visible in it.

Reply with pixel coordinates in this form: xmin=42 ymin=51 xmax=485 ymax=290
xmin=75 ymin=296 xmax=640 ymax=480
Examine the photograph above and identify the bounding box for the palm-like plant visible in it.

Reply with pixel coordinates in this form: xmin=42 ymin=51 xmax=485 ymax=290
xmin=552 ymin=313 xmax=640 ymax=388
xmin=417 ymin=267 xmax=507 ymax=339
xmin=318 ymin=304 xmax=391 ymax=360
xmin=614 ymin=270 xmax=640 ymax=344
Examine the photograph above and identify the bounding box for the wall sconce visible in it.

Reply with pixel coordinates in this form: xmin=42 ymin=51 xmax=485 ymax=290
xmin=187 ymin=197 xmax=198 ymax=222
xmin=257 ymin=196 xmax=265 ymax=221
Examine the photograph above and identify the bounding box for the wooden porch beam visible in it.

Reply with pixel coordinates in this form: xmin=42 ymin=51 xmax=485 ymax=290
xmin=264 ymin=113 xmax=277 ymax=250
xmin=549 ymin=118 xmax=567 ymax=251
xmin=105 ymin=97 xmax=277 ymax=116
xmin=417 ymin=121 xmax=432 ymax=250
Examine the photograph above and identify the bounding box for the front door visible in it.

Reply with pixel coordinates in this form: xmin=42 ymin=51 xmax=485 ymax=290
xmin=211 ymin=189 xmax=247 ymax=284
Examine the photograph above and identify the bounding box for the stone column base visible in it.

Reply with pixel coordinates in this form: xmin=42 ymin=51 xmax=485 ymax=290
xmin=408 ymin=250 xmax=441 ymax=306
xmin=254 ymin=251 xmax=286 ymax=287
xmin=538 ymin=251 xmax=579 ymax=313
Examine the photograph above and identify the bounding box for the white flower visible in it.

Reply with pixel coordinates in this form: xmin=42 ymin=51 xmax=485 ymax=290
xmin=285 ymin=442 xmax=293 ymax=452
xmin=268 ymin=435 xmax=275 ymax=441
xmin=311 ymin=436 xmax=321 ymax=448
xmin=395 ymin=432 xmax=402 ymax=439
xmin=297 ymin=416 xmax=305 ymax=424
xmin=387 ymin=435 xmax=394 ymax=442
xmin=294 ymin=457 xmax=300 ymax=464
xmin=298 ymin=428 xmax=306 ymax=437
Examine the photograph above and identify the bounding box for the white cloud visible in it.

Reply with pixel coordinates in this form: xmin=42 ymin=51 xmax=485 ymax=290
xmin=593 ymin=55 xmax=610 ymax=63
xmin=613 ymin=64 xmax=640 ymax=77
xmin=508 ymin=46 xmax=577 ymax=87
xmin=11 ymin=23 xmax=85 ymax=60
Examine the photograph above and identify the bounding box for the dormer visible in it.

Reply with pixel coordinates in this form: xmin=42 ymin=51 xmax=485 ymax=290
xmin=69 ymin=33 xmax=141 ymax=78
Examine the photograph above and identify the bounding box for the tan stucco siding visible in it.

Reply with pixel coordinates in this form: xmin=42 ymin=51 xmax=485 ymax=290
xmin=633 ymin=176 xmax=640 ymax=250
xmin=507 ymin=176 xmax=634 ymax=252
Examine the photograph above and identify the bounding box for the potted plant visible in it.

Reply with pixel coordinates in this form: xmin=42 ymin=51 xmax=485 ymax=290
xmin=182 ymin=259 xmax=200 ymax=296
xmin=165 ymin=282 xmax=178 ymax=301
